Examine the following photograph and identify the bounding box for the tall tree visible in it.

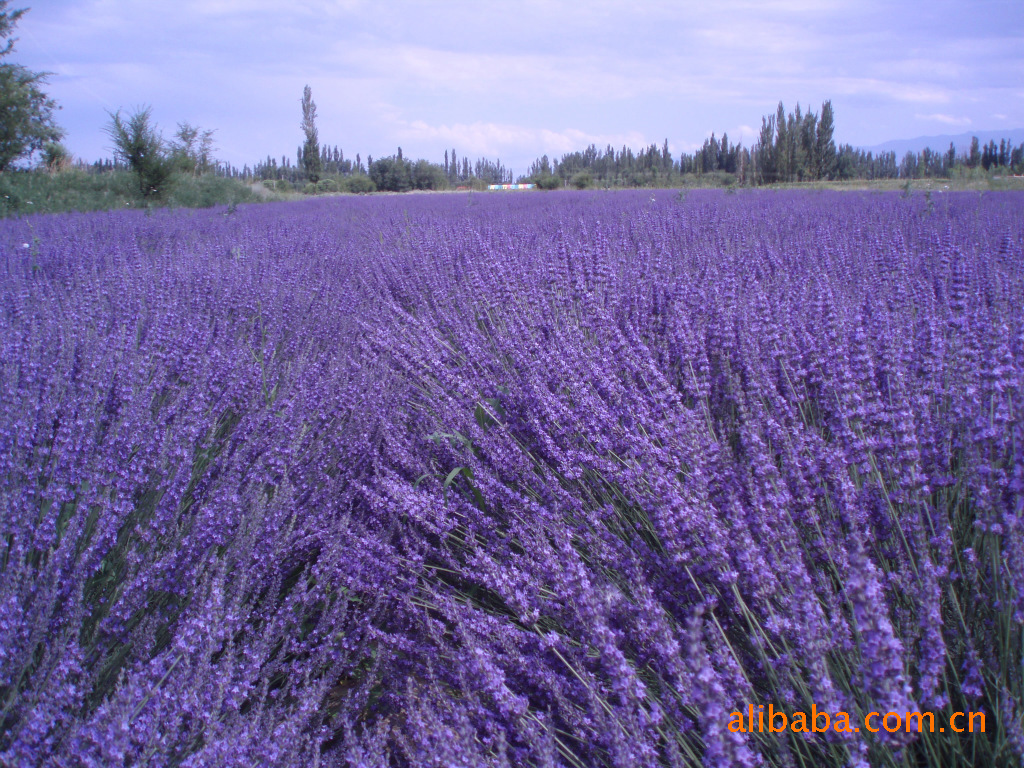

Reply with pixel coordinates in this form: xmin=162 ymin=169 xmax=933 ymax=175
xmin=774 ymin=102 xmax=789 ymax=181
xmin=0 ymin=3 xmax=63 ymax=171
xmin=754 ymin=113 xmax=776 ymax=183
xmin=815 ymin=100 xmax=836 ymax=180
xmin=300 ymin=84 xmax=321 ymax=183
xmin=968 ymin=136 xmax=980 ymax=168
xmin=799 ymin=107 xmax=817 ymax=179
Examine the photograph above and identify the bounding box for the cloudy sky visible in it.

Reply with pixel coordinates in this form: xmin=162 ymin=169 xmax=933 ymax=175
xmin=11 ymin=0 xmax=1024 ymax=175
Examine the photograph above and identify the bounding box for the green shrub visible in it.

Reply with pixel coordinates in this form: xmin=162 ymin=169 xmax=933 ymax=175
xmin=264 ymin=179 xmax=293 ymax=192
xmin=533 ymin=173 xmax=561 ymax=190
xmin=165 ymin=174 xmax=261 ymax=209
xmin=342 ymin=174 xmax=376 ymax=194
xmin=570 ymin=171 xmax=593 ymax=190
xmin=105 ymin=107 xmax=174 ymax=198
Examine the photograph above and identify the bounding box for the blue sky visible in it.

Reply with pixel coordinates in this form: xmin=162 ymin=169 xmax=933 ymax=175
xmin=12 ymin=0 xmax=1024 ymax=176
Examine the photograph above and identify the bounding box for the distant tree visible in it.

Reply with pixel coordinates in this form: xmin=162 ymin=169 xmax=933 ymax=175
xmin=815 ymin=100 xmax=836 ymax=180
xmin=754 ymin=113 xmax=776 ymax=183
xmin=774 ymin=102 xmax=789 ymax=181
xmin=570 ymin=170 xmax=593 ymax=189
xmin=899 ymin=150 xmax=919 ymax=179
xmin=798 ymin=107 xmax=817 ymax=179
xmin=300 ymin=85 xmax=321 ymax=182
xmin=0 ymin=3 xmax=63 ymax=171
xmin=981 ymin=139 xmax=998 ymax=171
xmin=473 ymin=156 xmax=511 ymax=185
xmin=369 ymin=154 xmax=412 ymax=192
xmin=968 ymin=136 xmax=980 ymax=168
xmin=170 ymin=122 xmax=216 ymax=176
xmin=1011 ymin=142 xmax=1024 ymax=173
xmin=342 ymin=173 xmax=375 ymax=193
xmin=40 ymin=140 xmax=70 ymax=172
xmin=106 ymin=106 xmax=174 ymax=197
xmin=521 ymin=154 xmax=560 ymax=188
xmin=528 ymin=154 xmax=552 ymax=177
xmin=789 ymin=103 xmax=802 ymax=179
xmin=411 ymin=158 xmax=447 ymax=190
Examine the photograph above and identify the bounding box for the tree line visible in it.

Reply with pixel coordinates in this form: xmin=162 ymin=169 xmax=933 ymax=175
xmin=105 ymin=87 xmax=1022 ymax=195
xmin=517 ymin=101 xmax=1024 ymax=189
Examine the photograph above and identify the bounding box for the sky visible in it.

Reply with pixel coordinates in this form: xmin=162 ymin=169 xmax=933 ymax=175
xmin=10 ymin=0 xmax=1024 ymax=176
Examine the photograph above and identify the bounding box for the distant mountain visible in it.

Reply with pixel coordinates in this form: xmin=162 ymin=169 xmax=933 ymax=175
xmin=858 ymin=129 xmax=1024 ymax=157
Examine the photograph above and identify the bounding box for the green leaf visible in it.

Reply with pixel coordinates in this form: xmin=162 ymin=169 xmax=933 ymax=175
xmin=443 ymin=466 xmax=466 ymax=488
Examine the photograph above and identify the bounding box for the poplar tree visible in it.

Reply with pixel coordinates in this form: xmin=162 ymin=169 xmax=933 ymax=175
xmin=815 ymin=100 xmax=836 ymax=180
xmin=300 ymin=84 xmax=321 ymax=183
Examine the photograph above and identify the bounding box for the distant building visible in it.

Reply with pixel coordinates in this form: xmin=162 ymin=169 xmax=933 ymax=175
xmin=487 ymin=183 xmax=536 ymax=190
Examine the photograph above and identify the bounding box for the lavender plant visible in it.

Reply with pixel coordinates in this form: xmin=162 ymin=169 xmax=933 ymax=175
xmin=1 ymin=189 xmax=1021 ymax=767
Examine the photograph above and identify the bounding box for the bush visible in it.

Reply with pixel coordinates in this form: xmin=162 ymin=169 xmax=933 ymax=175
xmin=316 ymin=178 xmax=338 ymax=194
xmin=368 ymin=156 xmax=412 ymax=192
xmin=263 ymin=179 xmax=294 ymax=192
xmin=105 ymin=107 xmax=174 ymax=198
xmin=40 ymin=141 xmax=71 ymax=172
xmin=165 ymin=174 xmax=262 ymax=209
xmin=411 ymin=159 xmax=448 ymax=190
xmin=342 ymin=174 xmax=376 ymax=194
xmin=532 ymin=172 xmax=561 ymax=190
xmin=570 ymin=171 xmax=593 ymax=190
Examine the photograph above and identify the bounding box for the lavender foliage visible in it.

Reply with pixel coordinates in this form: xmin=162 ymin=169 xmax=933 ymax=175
xmin=1 ymin=190 xmax=1022 ymax=767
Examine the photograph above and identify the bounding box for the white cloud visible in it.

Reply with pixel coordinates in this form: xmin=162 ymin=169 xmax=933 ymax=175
xmin=915 ymin=113 xmax=972 ymax=127
xmin=830 ymin=77 xmax=950 ymax=103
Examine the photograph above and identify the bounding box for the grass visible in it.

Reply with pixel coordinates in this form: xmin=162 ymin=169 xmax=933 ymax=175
xmin=0 ymin=168 xmax=280 ymax=217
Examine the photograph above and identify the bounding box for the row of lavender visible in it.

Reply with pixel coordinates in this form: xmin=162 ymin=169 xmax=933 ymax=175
xmin=1 ymin=190 xmax=1021 ymax=766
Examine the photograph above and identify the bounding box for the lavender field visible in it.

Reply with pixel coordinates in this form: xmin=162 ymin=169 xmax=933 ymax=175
xmin=1 ymin=190 xmax=1022 ymax=767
